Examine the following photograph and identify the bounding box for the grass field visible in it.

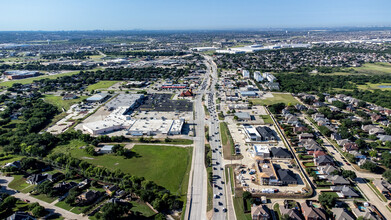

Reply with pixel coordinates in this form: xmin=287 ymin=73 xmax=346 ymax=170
xmin=357 ymin=83 xmax=391 ymax=91
xmin=44 ymin=94 xmax=88 ymax=111
xmin=260 ymin=115 xmax=273 ymax=124
xmin=86 ymin=80 xmax=121 ymax=91
xmin=52 ymin=141 xmax=192 ymax=194
xmin=31 ymin=193 xmax=57 ymax=203
xmin=130 ymin=201 xmax=156 ymax=217
xmin=8 ymin=175 xmax=31 ymax=191
xmin=233 ymin=196 xmax=252 ymax=220
xmin=249 ymin=93 xmax=299 ymax=106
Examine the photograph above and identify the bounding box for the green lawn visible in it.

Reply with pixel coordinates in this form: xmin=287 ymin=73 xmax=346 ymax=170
xmin=31 ymin=193 xmax=57 ymax=203
xmin=130 ymin=201 xmax=156 ymax=217
xmin=357 ymin=83 xmax=391 ymax=91
xmin=220 ymin=122 xmax=235 ymax=157
xmin=273 ymin=203 xmax=281 ymax=219
xmin=55 ymin=201 xmax=74 ymax=211
xmin=233 ymin=197 xmax=252 ymax=220
xmin=8 ymin=175 xmax=32 ymax=191
xmin=0 ymin=154 xmax=24 ymax=166
xmin=52 ymin=142 xmax=192 ymax=195
xmin=86 ymin=81 xmax=121 ymax=91
xmin=352 ymin=63 xmax=391 ymax=75
xmin=260 ymin=115 xmax=273 ymax=124
xmin=249 ymin=93 xmax=299 ymax=106
xmin=44 ymin=94 xmax=88 ymax=111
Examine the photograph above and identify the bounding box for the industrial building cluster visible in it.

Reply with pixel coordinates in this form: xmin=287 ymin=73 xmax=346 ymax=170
xmin=81 ymin=93 xmax=186 ymax=136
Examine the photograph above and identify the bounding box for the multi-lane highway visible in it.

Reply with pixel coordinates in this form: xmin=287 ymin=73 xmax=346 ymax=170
xmin=185 ymin=57 xmax=210 ymax=220
xmin=186 ymin=55 xmax=235 ymax=220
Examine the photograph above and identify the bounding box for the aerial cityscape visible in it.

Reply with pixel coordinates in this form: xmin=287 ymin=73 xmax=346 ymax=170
xmin=0 ymin=1 xmax=391 ymax=220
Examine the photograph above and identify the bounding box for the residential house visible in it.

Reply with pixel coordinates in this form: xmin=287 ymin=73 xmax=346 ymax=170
xmin=301 ymin=201 xmax=327 ymax=220
xmin=54 ymin=181 xmax=77 ymax=193
xmin=279 ymin=206 xmax=303 ymax=220
xmin=299 ymin=133 xmax=314 ymax=141
xmin=295 ymin=104 xmax=307 ymax=111
xmin=3 ymin=161 xmax=21 ymax=169
xmin=331 ymin=185 xmax=359 ymax=198
xmin=76 ymin=190 xmax=100 ymax=205
xmin=343 ymin=142 xmax=359 ymax=153
xmin=378 ymin=135 xmax=391 ymax=143
xmin=270 ymin=147 xmax=292 ymax=159
xmin=371 ymin=114 xmax=384 ymax=122
xmin=330 ymin=208 xmax=354 ymax=220
xmin=104 ymin=185 xmax=118 ymax=196
xmin=337 ymin=139 xmax=350 ymax=147
xmin=46 ymin=172 xmax=63 ymax=182
xmin=26 ymin=174 xmax=47 ymax=185
xmin=314 ymin=155 xmax=334 ymax=166
xmin=328 ymin=175 xmax=350 ymax=185
xmin=255 ymin=126 xmax=276 ymax=141
xmin=6 ymin=211 xmax=35 ymax=220
xmin=277 ymin=169 xmax=298 ymax=185
xmin=309 ymin=150 xmax=325 ymax=158
xmin=285 ymin=115 xmax=300 ymax=126
xmin=317 ymin=165 xmax=338 ymax=175
xmin=372 ymin=179 xmax=391 ymax=194
xmin=251 ymin=204 xmax=271 ymax=220
xmin=293 ymin=125 xmax=308 ymax=134
xmin=78 ymin=179 xmax=90 ymax=189
xmin=352 ymin=207 xmax=378 ymax=220
xmin=362 ymin=125 xmax=385 ymax=135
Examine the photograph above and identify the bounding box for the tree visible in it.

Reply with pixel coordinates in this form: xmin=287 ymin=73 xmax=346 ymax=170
xmin=32 ymin=205 xmax=46 ymax=217
xmin=369 ymin=150 xmax=377 ymax=158
xmin=85 ymin=145 xmax=96 ymax=156
xmin=341 ymin=170 xmax=357 ymax=180
xmin=360 ymin=161 xmax=377 ymax=172
xmin=318 ymin=193 xmax=337 ymax=208
xmin=243 ymin=191 xmax=252 ymax=201
xmin=97 ymin=203 xmax=129 ymax=220
xmin=155 ymin=213 xmax=166 ymax=220
xmin=319 ymin=126 xmax=332 ymax=137
xmin=0 ymin=196 xmax=16 ymax=210
xmin=383 ymin=169 xmax=391 ymax=182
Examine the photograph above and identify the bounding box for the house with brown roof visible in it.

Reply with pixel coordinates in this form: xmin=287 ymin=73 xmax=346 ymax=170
xmin=76 ymin=190 xmax=100 ymax=205
xmin=343 ymin=142 xmax=359 ymax=153
xmin=301 ymin=201 xmax=327 ymax=220
xmin=251 ymin=204 xmax=271 ymax=220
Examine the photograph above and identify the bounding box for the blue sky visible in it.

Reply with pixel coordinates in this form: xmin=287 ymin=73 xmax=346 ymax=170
xmin=0 ymin=0 xmax=390 ymax=30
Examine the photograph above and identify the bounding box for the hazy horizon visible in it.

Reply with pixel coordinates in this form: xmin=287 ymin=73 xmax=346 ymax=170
xmin=0 ymin=0 xmax=390 ymax=31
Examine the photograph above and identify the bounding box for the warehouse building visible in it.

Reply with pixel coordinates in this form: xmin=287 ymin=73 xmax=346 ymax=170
xmin=3 ymin=70 xmax=40 ymax=80
xmin=86 ymin=93 xmax=109 ymax=103
xmin=127 ymin=119 xmax=184 ymax=136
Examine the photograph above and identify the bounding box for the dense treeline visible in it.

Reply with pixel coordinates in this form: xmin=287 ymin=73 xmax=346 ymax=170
xmin=105 ymin=51 xmax=186 ymax=57
xmin=277 ymin=73 xmax=391 ymax=108
xmin=0 ymin=63 xmax=95 ymax=71
xmin=0 ymin=94 xmax=59 ymax=156
xmin=41 ymin=51 xmax=98 ymax=60
xmin=12 ymin=67 xmax=189 ymax=92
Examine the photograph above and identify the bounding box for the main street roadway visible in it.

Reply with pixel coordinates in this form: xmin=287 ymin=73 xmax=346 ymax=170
xmin=185 ymin=57 xmax=210 ymax=220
